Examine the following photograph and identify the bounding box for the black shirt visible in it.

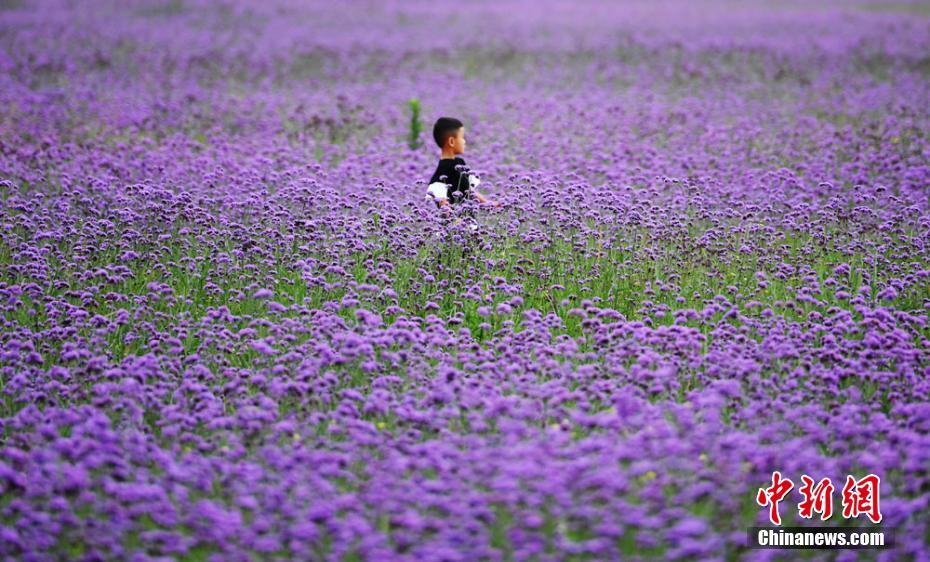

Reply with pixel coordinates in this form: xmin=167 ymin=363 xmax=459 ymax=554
xmin=429 ymin=157 xmax=473 ymax=204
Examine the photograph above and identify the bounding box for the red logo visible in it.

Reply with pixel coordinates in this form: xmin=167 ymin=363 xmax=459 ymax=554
xmin=758 ymin=472 xmax=882 ymax=525
xmin=756 ymin=471 xmax=794 ymax=525
xmin=841 ymin=474 xmax=882 ymax=524
xmin=798 ymin=475 xmax=835 ymax=521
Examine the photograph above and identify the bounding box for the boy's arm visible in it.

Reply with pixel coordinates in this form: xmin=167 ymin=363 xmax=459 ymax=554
xmin=466 ymin=175 xmax=486 ymax=202
xmin=467 ymin=175 xmax=500 ymax=206
xmin=472 ymin=190 xmax=502 ymax=207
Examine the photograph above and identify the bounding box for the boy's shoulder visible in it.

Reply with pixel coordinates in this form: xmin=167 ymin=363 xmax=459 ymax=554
xmin=434 ymin=156 xmax=465 ymax=172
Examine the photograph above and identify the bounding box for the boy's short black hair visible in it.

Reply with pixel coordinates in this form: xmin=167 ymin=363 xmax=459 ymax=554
xmin=433 ymin=117 xmax=464 ymax=148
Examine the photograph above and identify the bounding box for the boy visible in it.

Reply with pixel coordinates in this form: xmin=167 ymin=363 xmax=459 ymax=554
xmin=426 ymin=117 xmax=498 ymax=209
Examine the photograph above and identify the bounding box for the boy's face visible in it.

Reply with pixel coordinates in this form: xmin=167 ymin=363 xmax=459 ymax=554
xmin=447 ymin=126 xmax=466 ymax=154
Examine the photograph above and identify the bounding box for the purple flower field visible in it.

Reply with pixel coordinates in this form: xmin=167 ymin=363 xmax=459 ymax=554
xmin=1 ymin=1 xmax=929 ymax=560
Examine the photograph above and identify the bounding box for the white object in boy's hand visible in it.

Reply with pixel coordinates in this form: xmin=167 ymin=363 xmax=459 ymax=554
xmin=426 ymin=181 xmax=448 ymax=201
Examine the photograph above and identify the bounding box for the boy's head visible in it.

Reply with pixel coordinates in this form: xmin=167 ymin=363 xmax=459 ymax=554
xmin=433 ymin=117 xmax=465 ymax=154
